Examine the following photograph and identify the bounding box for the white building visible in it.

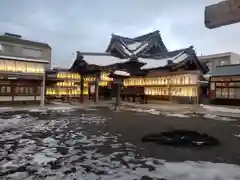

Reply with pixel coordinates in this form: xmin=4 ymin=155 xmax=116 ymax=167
xmin=199 ymin=52 xmax=240 ymax=71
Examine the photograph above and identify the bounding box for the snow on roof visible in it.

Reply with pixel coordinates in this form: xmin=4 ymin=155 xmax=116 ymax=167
xmin=83 ymin=54 xmax=128 ymax=66
xmin=139 ymin=58 xmax=167 ymax=70
xmin=113 ymin=70 xmax=130 ymax=77
xmin=127 ymin=42 xmax=142 ymax=50
xmin=140 ymin=52 xmax=189 ymax=70
xmin=121 ymin=42 xmax=149 ymax=56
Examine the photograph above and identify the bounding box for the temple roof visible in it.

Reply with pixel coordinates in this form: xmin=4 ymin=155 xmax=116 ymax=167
xmin=140 ymin=46 xmax=209 ymax=74
xmin=105 ymin=30 xmax=168 ymax=59
xmin=70 ymin=31 xmax=209 ymax=75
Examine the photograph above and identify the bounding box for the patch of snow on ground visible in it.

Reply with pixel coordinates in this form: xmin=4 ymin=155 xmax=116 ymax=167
xmin=234 ymin=134 xmax=240 ymax=138
xmin=29 ymin=106 xmax=77 ymax=113
xmin=126 ymin=108 xmax=190 ymax=118
xmin=201 ymin=104 xmax=240 ymax=114
xmin=163 ymin=112 xmax=189 ymax=118
xmin=29 ymin=108 xmax=46 ymax=112
xmin=80 ymin=114 xmax=106 ymax=124
xmin=0 ymin=107 xmax=14 ymax=110
xmin=0 ymin=114 xmax=35 ymax=130
xmin=1 ymin=111 xmax=240 ymax=180
xmin=204 ymin=114 xmax=236 ymax=121
xmin=125 ymin=108 xmax=161 ymax=115
xmin=145 ymin=109 xmax=161 ymax=115
xmin=33 ymin=153 xmax=57 ymax=165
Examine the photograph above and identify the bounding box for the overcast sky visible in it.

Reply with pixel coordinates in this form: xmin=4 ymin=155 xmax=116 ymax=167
xmin=0 ymin=0 xmax=239 ymax=68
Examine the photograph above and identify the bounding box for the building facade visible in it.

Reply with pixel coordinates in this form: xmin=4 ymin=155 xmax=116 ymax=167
xmin=0 ymin=33 xmax=51 ymax=104
xmin=67 ymin=31 xmax=209 ymax=104
xmin=199 ymin=52 xmax=240 ymax=71
xmin=209 ymin=64 xmax=240 ymax=105
xmin=45 ymin=67 xmax=113 ymax=102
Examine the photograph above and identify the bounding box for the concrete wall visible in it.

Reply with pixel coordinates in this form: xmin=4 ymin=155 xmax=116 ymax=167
xmin=199 ymin=53 xmax=234 ymax=71
xmin=230 ymin=53 xmax=240 ymax=64
xmin=0 ymin=40 xmax=51 ymax=69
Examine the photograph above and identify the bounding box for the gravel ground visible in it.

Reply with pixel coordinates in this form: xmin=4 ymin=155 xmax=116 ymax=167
xmin=0 ymin=106 xmax=240 ymax=180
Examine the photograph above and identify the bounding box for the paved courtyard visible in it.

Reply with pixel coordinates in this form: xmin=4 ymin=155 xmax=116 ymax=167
xmin=0 ymin=105 xmax=240 ymax=180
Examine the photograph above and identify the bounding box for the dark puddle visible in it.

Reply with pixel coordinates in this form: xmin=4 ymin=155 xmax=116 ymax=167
xmin=142 ymin=130 xmax=220 ymax=147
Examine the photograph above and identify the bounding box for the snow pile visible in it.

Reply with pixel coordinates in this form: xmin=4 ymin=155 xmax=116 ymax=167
xmin=234 ymin=134 xmax=240 ymax=138
xmin=125 ymin=108 xmax=190 ymax=117
xmin=163 ymin=112 xmax=189 ymax=118
xmin=0 ymin=114 xmax=35 ymax=130
xmin=33 ymin=153 xmax=58 ymax=165
xmin=29 ymin=106 xmax=77 ymax=113
xmin=201 ymin=105 xmax=240 ymax=114
xmin=125 ymin=108 xmax=161 ymax=115
xmin=204 ymin=114 xmax=236 ymax=121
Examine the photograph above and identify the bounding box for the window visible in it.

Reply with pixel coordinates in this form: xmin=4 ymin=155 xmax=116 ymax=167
xmin=0 ymin=86 xmax=5 ymax=93
xmin=16 ymin=61 xmax=26 ymax=72
xmin=24 ymin=87 xmax=29 ymax=94
xmin=22 ymin=48 xmax=42 ymax=58
xmin=236 ymin=89 xmax=240 ymax=99
xmin=36 ymin=87 xmax=41 ymax=94
xmin=0 ymin=44 xmax=3 ymax=52
xmin=207 ymin=62 xmax=212 ymax=70
xmin=2 ymin=44 xmax=14 ymax=53
xmin=0 ymin=60 xmax=43 ymax=74
xmin=220 ymin=60 xmax=226 ymax=66
xmin=29 ymin=87 xmax=33 ymax=94
xmin=0 ymin=86 xmax=10 ymax=94
xmin=6 ymin=60 xmax=15 ymax=71
xmin=19 ymin=87 xmax=24 ymax=94
xmin=216 ymin=88 xmax=230 ymax=98
xmin=229 ymin=88 xmax=235 ymax=99
xmin=6 ymin=87 xmax=11 ymax=93
xmin=15 ymin=87 xmax=19 ymax=94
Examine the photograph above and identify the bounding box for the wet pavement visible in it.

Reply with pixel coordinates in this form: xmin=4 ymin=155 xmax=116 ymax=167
xmin=0 ymin=106 xmax=240 ymax=180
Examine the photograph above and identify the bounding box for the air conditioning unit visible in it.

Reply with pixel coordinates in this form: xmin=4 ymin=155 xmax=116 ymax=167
xmin=205 ymin=0 xmax=240 ymax=29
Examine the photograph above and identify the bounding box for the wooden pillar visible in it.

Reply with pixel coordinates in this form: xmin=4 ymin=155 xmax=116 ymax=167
xmin=80 ymin=74 xmax=84 ymax=103
xmin=11 ymin=80 xmax=15 ymax=102
xmin=196 ymin=84 xmax=199 ymax=105
xmin=40 ymin=72 xmax=46 ymax=108
xmin=115 ymin=83 xmax=121 ymax=111
xmin=94 ymin=74 xmax=99 ymax=103
xmin=168 ymin=83 xmax=172 ymax=102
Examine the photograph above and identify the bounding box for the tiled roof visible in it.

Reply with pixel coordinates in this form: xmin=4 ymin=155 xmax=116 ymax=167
xmin=81 ymin=53 xmax=129 ymax=66
xmin=105 ymin=30 xmax=168 ymax=58
xmin=140 ymin=52 xmax=188 ymax=70
xmin=207 ymin=64 xmax=240 ymax=77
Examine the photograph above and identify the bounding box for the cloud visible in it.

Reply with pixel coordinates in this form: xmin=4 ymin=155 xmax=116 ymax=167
xmin=0 ymin=0 xmax=239 ymax=68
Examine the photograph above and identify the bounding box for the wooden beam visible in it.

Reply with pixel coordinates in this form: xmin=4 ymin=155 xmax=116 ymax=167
xmin=94 ymin=73 xmax=99 ymax=103
xmin=205 ymin=0 xmax=240 ymax=29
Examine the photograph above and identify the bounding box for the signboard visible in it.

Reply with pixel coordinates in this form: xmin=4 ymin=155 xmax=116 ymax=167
xmin=211 ymin=82 xmax=215 ymax=90
xmin=205 ymin=0 xmax=240 ymax=29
